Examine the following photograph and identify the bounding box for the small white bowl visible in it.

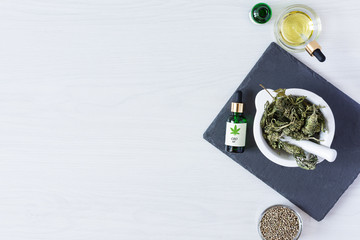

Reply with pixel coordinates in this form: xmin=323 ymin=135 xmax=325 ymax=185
xmin=253 ymin=88 xmax=335 ymax=167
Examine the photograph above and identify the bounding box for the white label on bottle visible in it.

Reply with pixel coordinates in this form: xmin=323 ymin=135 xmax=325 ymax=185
xmin=225 ymin=122 xmax=247 ymax=147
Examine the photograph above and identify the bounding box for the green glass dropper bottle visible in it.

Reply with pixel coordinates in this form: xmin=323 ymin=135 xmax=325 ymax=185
xmin=225 ymin=90 xmax=247 ymax=153
xmin=249 ymin=3 xmax=272 ymax=24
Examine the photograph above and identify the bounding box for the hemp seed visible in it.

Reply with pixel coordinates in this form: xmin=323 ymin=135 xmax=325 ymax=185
xmin=259 ymin=205 xmax=301 ymax=240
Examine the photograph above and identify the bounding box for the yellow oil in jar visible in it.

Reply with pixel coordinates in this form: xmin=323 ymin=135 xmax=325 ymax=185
xmin=280 ymin=11 xmax=314 ymax=46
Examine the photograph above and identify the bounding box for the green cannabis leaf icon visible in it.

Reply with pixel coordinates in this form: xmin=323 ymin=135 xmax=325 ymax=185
xmin=230 ymin=125 xmax=240 ymax=135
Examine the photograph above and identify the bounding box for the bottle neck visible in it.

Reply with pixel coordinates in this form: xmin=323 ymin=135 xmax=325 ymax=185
xmin=231 ymin=111 xmax=243 ymax=116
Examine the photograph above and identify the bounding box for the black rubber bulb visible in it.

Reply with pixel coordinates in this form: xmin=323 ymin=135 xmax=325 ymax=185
xmin=235 ymin=90 xmax=242 ymax=103
xmin=313 ymin=49 xmax=326 ymax=62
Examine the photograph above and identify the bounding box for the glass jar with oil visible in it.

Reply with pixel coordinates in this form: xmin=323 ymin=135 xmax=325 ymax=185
xmin=280 ymin=11 xmax=314 ymax=47
xmin=274 ymin=5 xmax=325 ymax=62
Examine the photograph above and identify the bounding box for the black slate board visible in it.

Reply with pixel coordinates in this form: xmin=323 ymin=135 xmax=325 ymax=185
xmin=203 ymin=42 xmax=360 ymax=221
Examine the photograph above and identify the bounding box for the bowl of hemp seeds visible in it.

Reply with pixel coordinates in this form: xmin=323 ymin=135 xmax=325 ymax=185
xmin=258 ymin=205 xmax=303 ymax=240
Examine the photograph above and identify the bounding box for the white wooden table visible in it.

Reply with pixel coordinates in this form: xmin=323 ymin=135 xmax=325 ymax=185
xmin=0 ymin=0 xmax=359 ymax=239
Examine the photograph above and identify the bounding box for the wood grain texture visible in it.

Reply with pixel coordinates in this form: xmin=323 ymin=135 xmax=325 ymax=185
xmin=0 ymin=0 xmax=359 ymax=239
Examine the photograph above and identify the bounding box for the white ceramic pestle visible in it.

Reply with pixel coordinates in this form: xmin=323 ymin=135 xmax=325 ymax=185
xmin=282 ymin=136 xmax=337 ymax=162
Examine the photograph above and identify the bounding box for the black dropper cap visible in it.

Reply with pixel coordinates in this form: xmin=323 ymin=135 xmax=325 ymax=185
xmin=231 ymin=90 xmax=244 ymax=113
xmin=233 ymin=90 xmax=242 ymax=103
xmin=313 ymin=49 xmax=326 ymax=62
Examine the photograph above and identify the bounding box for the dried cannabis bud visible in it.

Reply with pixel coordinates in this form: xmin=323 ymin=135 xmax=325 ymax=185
xmin=260 ymin=86 xmax=326 ymax=170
